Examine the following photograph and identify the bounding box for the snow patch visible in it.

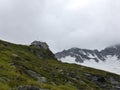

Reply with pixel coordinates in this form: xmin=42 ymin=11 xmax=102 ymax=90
xmin=88 ymin=53 xmax=94 ymax=58
xmin=79 ymin=50 xmax=86 ymax=55
xmin=60 ymin=56 xmax=76 ymax=64
xmin=59 ymin=55 xmax=120 ymax=75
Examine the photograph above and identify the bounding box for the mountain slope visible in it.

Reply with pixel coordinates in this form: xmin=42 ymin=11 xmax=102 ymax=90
xmin=55 ymin=45 xmax=120 ymax=75
xmin=0 ymin=40 xmax=120 ymax=90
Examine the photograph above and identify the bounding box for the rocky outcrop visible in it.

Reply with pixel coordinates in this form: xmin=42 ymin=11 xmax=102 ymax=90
xmin=30 ymin=41 xmax=55 ymax=59
xmin=31 ymin=41 xmax=49 ymax=49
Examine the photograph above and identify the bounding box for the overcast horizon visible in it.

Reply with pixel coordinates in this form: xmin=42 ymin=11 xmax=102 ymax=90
xmin=0 ymin=0 xmax=120 ymax=53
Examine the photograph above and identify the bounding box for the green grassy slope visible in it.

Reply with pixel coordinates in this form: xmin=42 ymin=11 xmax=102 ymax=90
xmin=0 ymin=40 xmax=120 ymax=90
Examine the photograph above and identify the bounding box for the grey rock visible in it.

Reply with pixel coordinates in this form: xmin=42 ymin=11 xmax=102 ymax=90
xmin=109 ymin=77 xmax=119 ymax=85
xmin=108 ymin=77 xmax=120 ymax=90
xmin=86 ymin=74 xmax=107 ymax=88
xmin=114 ymin=86 xmax=120 ymax=90
xmin=18 ymin=85 xmax=40 ymax=90
xmin=31 ymin=41 xmax=49 ymax=49
xmin=26 ymin=70 xmax=47 ymax=83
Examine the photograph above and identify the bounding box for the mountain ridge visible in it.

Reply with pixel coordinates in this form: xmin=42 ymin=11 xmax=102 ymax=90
xmin=0 ymin=39 xmax=120 ymax=90
xmin=55 ymin=44 xmax=120 ymax=75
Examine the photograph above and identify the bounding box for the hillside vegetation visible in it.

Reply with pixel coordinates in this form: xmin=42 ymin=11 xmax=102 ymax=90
xmin=0 ymin=40 xmax=120 ymax=90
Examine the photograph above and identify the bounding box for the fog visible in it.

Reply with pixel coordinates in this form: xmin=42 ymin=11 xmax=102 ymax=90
xmin=0 ymin=0 xmax=120 ymax=53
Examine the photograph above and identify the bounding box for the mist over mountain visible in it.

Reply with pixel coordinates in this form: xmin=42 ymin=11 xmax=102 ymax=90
xmin=0 ymin=0 xmax=120 ymax=53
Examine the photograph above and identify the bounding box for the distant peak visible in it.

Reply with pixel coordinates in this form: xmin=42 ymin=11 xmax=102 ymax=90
xmin=105 ymin=44 xmax=120 ymax=50
xmin=69 ymin=47 xmax=81 ymax=50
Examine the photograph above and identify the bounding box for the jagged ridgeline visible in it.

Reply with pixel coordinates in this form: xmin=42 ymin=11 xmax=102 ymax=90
xmin=0 ymin=40 xmax=120 ymax=90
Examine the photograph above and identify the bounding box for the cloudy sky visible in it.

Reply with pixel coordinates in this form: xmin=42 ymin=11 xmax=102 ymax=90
xmin=0 ymin=0 xmax=120 ymax=53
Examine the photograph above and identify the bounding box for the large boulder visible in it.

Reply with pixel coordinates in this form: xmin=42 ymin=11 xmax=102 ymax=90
xmin=31 ymin=41 xmax=49 ymax=49
xmin=30 ymin=41 xmax=55 ymax=59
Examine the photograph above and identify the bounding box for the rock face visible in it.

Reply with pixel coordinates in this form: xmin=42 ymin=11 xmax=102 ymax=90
xmin=55 ymin=45 xmax=120 ymax=63
xmin=31 ymin=41 xmax=49 ymax=49
xmin=30 ymin=41 xmax=55 ymax=59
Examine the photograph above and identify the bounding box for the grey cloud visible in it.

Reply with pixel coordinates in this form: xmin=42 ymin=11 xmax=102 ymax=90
xmin=0 ymin=0 xmax=120 ymax=53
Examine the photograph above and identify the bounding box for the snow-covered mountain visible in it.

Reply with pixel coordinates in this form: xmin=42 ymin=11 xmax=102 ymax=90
xmin=55 ymin=45 xmax=120 ymax=75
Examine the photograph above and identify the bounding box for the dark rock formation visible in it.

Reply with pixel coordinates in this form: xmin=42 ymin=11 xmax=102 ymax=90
xmin=30 ymin=41 xmax=55 ymax=59
xmin=31 ymin=41 xmax=49 ymax=49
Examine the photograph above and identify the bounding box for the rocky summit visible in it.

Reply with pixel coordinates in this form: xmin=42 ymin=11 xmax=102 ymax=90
xmin=0 ymin=39 xmax=120 ymax=90
xmin=31 ymin=41 xmax=49 ymax=49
